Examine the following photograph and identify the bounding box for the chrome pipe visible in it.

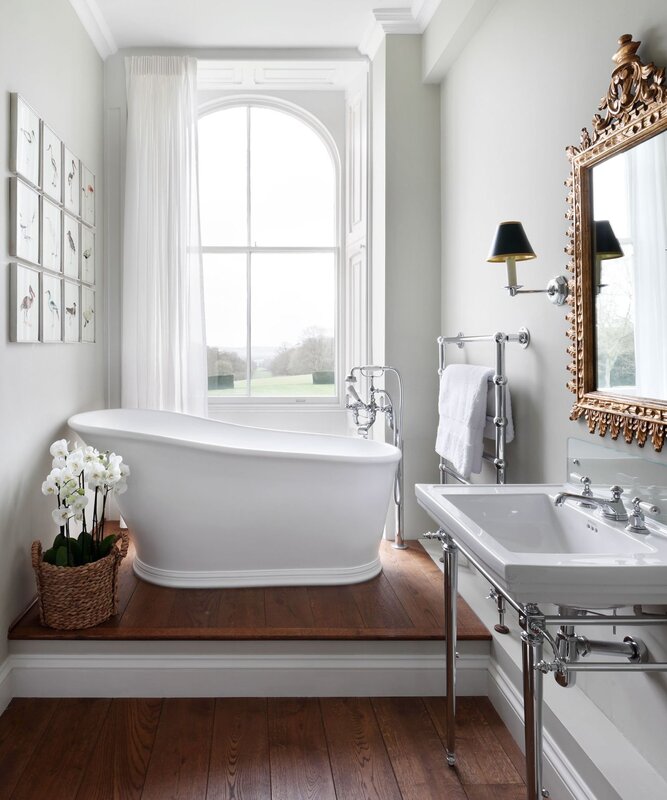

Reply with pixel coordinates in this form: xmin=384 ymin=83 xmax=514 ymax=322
xmin=521 ymin=605 xmax=548 ymax=800
xmin=443 ymin=534 xmax=458 ymax=766
xmin=542 ymin=615 xmax=667 ymax=626
xmin=345 ymin=365 xmax=406 ymax=549
xmin=561 ymin=661 xmax=667 ymax=672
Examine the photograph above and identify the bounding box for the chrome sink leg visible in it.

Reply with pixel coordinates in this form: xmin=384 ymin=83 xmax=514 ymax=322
xmin=521 ymin=605 xmax=549 ymax=799
xmin=443 ymin=532 xmax=459 ymax=766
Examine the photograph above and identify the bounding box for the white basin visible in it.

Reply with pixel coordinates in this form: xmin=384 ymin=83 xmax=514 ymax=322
xmin=416 ymin=483 xmax=667 ymax=609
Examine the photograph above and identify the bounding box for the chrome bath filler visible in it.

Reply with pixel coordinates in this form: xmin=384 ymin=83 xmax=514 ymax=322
xmin=345 ymin=365 xmax=406 ymax=550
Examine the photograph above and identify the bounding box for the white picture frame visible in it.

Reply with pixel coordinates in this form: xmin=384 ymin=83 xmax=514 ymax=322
xmin=10 ymin=94 xmax=40 ymax=187
xmin=64 ymin=280 xmax=80 ymax=343
xmin=81 ymin=226 xmax=95 ymax=284
xmin=10 ymin=178 xmax=40 ymax=265
xmin=41 ymin=197 xmax=62 ymax=272
xmin=63 ymin=212 xmax=79 ymax=279
xmin=41 ymin=123 xmax=63 ymax=203
xmin=63 ymin=147 xmax=80 ymax=217
xmin=81 ymin=286 xmax=95 ymax=343
xmin=9 ymin=263 xmax=40 ymax=343
xmin=41 ymin=273 xmax=62 ymax=343
xmin=81 ymin=164 xmax=95 ymax=227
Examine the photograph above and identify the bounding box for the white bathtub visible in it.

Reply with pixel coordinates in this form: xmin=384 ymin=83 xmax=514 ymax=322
xmin=67 ymin=409 xmax=401 ymax=588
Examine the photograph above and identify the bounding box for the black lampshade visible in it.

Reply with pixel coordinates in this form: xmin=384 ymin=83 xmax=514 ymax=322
xmin=487 ymin=221 xmax=536 ymax=262
xmin=594 ymin=220 xmax=624 ymax=259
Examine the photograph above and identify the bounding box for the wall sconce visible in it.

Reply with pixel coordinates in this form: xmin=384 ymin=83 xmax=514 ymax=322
xmin=487 ymin=221 xmax=569 ymax=306
xmin=594 ymin=219 xmax=624 ymax=293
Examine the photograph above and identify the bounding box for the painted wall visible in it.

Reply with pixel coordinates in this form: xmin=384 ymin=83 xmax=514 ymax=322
xmin=434 ymin=0 xmax=667 ymax=790
xmin=0 ymin=0 xmax=104 ymax=666
xmin=373 ymin=36 xmax=442 ymax=536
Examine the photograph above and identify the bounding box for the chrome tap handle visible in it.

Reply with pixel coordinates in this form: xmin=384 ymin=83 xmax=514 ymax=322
xmin=572 ymin=473 xmax=593 ymax=497
xmin=609 ymin=485 xmax=624 ymax=502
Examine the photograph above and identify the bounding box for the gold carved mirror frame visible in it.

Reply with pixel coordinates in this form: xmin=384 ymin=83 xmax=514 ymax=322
xmin=567 ymin=34 xmax=667 ymax=451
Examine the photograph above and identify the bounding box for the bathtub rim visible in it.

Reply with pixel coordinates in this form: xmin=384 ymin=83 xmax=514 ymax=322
xmin=133 ymin=553 xmax=383 ymax=588
xmin=68 ymin=409 xmax=401 ymax=465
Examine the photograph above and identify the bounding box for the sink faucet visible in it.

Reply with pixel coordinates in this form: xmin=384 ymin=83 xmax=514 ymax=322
xmin=554 ymin=485 xmax=629 ymax=522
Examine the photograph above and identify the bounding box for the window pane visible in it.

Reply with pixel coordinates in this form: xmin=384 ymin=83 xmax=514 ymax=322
xmin=250 ymin=253 xmax=336 ymax=397
xmin=204 ymin=254 xmax=248 ymax=397
xmin=250 ymin=108 xmax=336 ymax=247
xmin=199 ymin=107 xmax=248 ymax=246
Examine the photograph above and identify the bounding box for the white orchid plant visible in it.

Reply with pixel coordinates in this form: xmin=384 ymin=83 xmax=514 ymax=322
xmin=41 ymin=438 xmax=130 ymax=567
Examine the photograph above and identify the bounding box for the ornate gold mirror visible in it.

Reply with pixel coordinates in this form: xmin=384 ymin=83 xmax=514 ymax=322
xmin=567 ymin=34 xmax=667 ymax=451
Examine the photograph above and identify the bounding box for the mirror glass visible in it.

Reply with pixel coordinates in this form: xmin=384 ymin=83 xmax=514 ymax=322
xmin=592 ymin=130 xmax=667 ymax=401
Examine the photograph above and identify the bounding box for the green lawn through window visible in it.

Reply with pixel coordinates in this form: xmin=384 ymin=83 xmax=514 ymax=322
xmin=208 ymin=372 xmax=336 ymax=397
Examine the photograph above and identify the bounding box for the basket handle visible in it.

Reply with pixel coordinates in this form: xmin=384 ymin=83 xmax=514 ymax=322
xmin=32 ymin=540 xmax=43 ymax=570
xmin=115 ymin=529 xmax=130 ymax=560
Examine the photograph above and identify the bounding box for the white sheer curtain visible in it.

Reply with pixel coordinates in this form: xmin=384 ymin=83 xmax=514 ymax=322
xmin=122 ymin=56 xmax=207 ymax=415
xmin=628 ymin=133 xmax=667 ymax=400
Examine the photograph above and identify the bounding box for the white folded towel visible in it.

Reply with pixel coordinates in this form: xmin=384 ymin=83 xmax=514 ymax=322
xmin=483 ymin=380 xmax=514 ymax=442
xmin=435 ymin=364 xmax=493 ymax=479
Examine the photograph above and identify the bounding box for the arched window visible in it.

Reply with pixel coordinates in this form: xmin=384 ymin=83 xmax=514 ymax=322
xmin=198 ymin=101 xmax=339 ymax=401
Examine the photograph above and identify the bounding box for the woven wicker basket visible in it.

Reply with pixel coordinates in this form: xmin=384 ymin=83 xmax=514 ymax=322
xmin=31 ymin=530 xmax=129 ymax=630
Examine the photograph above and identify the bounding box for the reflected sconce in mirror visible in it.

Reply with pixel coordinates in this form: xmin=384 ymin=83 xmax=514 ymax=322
xmin=487 ymin=221 xmax=569 ymax=305
xmin=593 ymin=219 xmax=624 ymax=293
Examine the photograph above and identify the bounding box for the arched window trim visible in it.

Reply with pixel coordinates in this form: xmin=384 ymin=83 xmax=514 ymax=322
xmin=198 ymin=95 xmax=344 ymax=408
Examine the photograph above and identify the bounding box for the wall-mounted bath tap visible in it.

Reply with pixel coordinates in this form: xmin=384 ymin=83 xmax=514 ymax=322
xmin=346 ymin=365 xmax=406 ymax=549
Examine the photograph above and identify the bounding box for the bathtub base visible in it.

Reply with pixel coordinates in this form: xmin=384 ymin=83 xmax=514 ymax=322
xmin=133 ymin=555 xmax=383 ymax=588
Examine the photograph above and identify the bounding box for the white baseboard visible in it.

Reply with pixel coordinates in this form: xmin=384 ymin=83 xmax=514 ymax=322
xmin=0 ymin=657 xmax=12 ymax=714
xmin=488 ymin=659 xmax=593 ymax=800
xmin=7 ymin=646 xmax=489 ymax=698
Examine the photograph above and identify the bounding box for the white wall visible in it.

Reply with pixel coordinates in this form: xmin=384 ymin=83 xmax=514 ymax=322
xmin=433 ymin=0 xmax=667 ymax=788
xmin=372 ymin=36 xmax=442 ymax=536
xmin=0 ymin=0 xmax=104 ymax=664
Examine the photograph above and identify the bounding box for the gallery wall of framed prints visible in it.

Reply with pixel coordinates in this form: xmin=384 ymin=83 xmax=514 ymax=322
xmin=8 ymin=93 xmax=96 ymax=344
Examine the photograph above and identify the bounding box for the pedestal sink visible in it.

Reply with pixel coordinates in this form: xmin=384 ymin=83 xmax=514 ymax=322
xmin=416 ymin=483 xmax=667 ymax=609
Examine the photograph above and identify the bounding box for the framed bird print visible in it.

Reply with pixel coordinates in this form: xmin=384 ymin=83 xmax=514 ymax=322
xmin=41 ymin=197 xmax=62 ymax=272
xmin=63 ymin=280 xmax=80 ymax=343
xmin=81 ymin=165 xmax=95 ymax=227
xmin=41 ymin=273 xmax=62 ymax=343
xmin=10 ymin=263 xmax=40 ymax=343
xmin=81 ymin=226 xmax=95 ymax=284
xmin=41 ymin=123 xmax=62 ymax=203
xmin=63 ymin=147 xmax=80 ymax=217
xmin=10 ymin=94 xmax=40 ymax=187
xmin=10 ymin=178 xmax=40 ymax=265
xmin=81 ymin=286 xmax=95 ymax=343
xmin=63 ymin=212 xmax=79 ymax=278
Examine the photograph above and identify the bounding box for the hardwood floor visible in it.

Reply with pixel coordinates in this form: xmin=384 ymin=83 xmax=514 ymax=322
xmin=0 ymin=697 xmax=526 ymax=800
xmin=10 ymin=533 xmax=489 ymax=642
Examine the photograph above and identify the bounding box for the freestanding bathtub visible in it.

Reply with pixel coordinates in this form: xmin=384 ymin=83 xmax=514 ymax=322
xmin=67 ymin=409 xmax=401 ymax=588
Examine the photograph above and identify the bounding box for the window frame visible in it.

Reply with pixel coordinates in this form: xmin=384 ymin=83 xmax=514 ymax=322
xmin=198 ymin=95 xmax=344 ymax=409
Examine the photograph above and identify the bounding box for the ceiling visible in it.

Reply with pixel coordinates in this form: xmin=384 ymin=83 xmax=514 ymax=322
xmin=71 ymin=0 xmax=442 ymax=59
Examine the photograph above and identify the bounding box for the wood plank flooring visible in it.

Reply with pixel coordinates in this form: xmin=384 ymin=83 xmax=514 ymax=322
xmin=10 ymin=532 xmax=489 ymax=642
xmin=0 ymin=697 xmax=526 ymax=800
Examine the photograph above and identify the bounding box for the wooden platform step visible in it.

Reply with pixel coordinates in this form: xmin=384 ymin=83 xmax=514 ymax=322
xmin=10 ymin=536 xmax=490 ymax=642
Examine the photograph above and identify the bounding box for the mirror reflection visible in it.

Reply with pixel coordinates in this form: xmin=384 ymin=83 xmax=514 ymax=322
xmin=592 ymin=130 xmax=667 ymax=401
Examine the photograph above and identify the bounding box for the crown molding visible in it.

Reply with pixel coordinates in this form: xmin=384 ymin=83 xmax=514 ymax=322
xmin=411 ymin=0 xmax=443 ymax=30
xmin=358 ymin=3 xmax=441 ymax=59
xmin=197 ymin=59 xmax=368 ymax=92
xmin=68 ymin=0 xmax=118 ymax=60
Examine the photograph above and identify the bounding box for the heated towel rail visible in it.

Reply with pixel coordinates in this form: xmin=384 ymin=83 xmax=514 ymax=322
xmin=437 ymin=328 xmax=530 ymax=485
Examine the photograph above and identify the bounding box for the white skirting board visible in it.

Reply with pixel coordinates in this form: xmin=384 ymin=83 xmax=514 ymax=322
xmin=0 ymin=657 xmax=12 ymax=715
xmin=5 ymin=641 xmax=489 ymax=698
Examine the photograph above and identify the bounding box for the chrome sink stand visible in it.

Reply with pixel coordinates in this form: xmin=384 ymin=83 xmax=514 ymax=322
xmin=426 ymin=528 xmax=667 ymax=800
